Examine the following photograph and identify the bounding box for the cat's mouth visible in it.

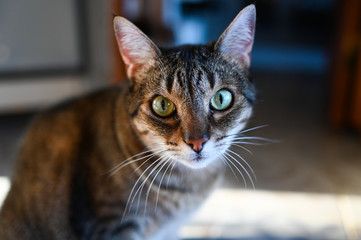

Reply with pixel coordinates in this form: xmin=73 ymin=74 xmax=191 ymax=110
xmin=193 ymin=155 xmax=204 ymax=162
xmin=166 ymin=141 xmax=226 ymax=169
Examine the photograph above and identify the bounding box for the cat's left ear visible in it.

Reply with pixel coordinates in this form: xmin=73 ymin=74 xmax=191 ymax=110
xmin=215 ymin=4 xmax=256 ymax=67
xmin=114 ymin=16 xmax=161 ymax=80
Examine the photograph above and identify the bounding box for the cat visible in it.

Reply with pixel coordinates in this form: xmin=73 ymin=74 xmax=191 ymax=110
xmin=0 ymin=4 xmax=256 ymax=240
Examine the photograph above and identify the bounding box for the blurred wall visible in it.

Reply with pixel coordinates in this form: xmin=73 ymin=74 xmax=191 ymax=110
xmin=0 ymin=0 xmax=112 ymax=113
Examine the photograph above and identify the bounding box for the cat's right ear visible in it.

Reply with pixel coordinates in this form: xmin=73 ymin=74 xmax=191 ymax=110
xmin=114 ymin=17 xmax=161 ymax=80
xmin=215 ymin=4 xmax=256 ymax=68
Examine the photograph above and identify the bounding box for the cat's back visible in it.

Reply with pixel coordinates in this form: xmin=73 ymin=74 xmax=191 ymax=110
xmin=0 ymin=87 xmax=122 ymax=239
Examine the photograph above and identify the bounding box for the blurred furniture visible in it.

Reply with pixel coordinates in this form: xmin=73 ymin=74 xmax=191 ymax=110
xmin=110 ymin=0 xmax=126 ymax=84
xmin=110 ymin=0 xmax=173 ymax=84
xmin=0 ymin=0 xmax=113 ymax=113
xmin=330 ymin=0 xmax=361 ymax=132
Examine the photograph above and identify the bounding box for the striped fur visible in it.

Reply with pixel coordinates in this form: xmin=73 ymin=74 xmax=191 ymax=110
xmin=0 ymin=5 xmax=256 ymax=240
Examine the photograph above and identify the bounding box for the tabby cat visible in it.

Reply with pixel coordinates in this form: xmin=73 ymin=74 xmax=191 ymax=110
xmin=0 ymin=4 xmax=256 ymax=240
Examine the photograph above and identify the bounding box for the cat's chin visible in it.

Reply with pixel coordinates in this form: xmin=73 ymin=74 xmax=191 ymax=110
xmin=176 ymin=154 xmax=220 ymax=169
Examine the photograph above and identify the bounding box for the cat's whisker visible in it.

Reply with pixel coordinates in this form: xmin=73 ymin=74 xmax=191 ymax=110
xmin=108 ymin=148 xmax=165 ymax=177
xmin=107 ymin=149 xmax=153 ymax=172
xmin=131 ymin=156 xmax=168 ymax=216
xmin=122 ymin=156 xmax=163 ymax=221
xmin=222 ymin=152 xmax=247 ymax=187
xmin=133 ymin=150 xmax=166 ymax=172
xmin=133 ymin=157 xmax=166 ymax=209
xmin=231 ymin=136 xmax=276 ymax=142
xmin=155 ymin=158 xmax=174 ymax=211
xmin=144 ymin=158 xmax=171 ymax=215
xmin=227 ymin=149 xmax=256 ymax=181
xmin=229 ymin=141 xmax=270 ymax=146
xmin=108 ymin=145 xmax=164 ymax=171
xmin=224 ymin=125 xmax=268 ymax=138
xmin=224 ymin=150 xmax=255 ymax=190
xmin=230 ymin=143 xmax=254 ymax=155
xmin=166 ymin=160 xmax=178 ymax=189
xmin=220 ymin=155 xmax=240 ymax=183
xmin=239 ymin=125 xmax=268 ymax=134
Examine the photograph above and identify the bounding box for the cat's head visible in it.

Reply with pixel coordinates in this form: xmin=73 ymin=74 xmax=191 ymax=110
xmin=114 ymin=5 xmax=256 ymax=169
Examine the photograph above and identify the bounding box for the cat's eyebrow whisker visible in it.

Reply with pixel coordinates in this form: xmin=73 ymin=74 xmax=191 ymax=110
xmin=224 ymin=150 xmax=255 ymax=190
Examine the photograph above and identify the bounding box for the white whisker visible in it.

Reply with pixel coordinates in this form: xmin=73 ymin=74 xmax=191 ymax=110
xmin=108 ymin=147 xmax=165 ymax=176
xmin=108 ymin=149 xmax=153 ymax=174
xmin=155 ymin=159 xmax=174 ymax=210
xmin=231 ymin=136 xmax=276 ymax=142
xmin=227 ymin=149 xmax=256 ymax=181
xmin=122 ymin=156 xmax=163 ymax=221
xmin=221 ymin=155 xmax=240 ymax=183
xmin=239 ymin=125 xmax=268 ymax=134
xmin=223 ymin=152 xmax=247 ymax=187
xmin=231 ymin=144 xmax=254 ymax=155
xmin=144 ymin=158 xmax=171 ymax=215
xmin=131 ymin=156 xmax=165 ymax=214
xmin=166 ymin=160 xmax=177 ymax=189
xmin=224 ymin=150 xmax=255 ymax=190
xmin=229 ymin=141 xmax=268 ymax=146
xmin=133 ymin=150 xmax=166 ymax=173
xmin=225 ymin=125 xmax=268 ymax=138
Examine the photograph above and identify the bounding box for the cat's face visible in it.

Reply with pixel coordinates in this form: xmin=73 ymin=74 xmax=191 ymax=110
xmin=114 ymin=5 xmax=256 ymax=169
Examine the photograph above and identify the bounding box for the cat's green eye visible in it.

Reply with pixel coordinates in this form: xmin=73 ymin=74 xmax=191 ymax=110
xmin=152 ymin=96 xmax=175 ymax=117
xmin=210 ymin=89 xmax=233 ymax=111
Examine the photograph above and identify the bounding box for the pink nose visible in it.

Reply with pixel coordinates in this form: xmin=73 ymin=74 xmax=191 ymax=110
xmin=185 ymin=138 xmax=209 ymax=153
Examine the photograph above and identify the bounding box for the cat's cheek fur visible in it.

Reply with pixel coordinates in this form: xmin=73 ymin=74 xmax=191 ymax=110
xmin=233 ymin=106 xmax=253 ymax=131
xmin=132 ymin=117 xmax=163 ymax=149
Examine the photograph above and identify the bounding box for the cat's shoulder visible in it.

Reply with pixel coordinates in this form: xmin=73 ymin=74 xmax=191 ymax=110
xmin=27 ymin=86 xmax=122 ymax=135
xmin=50 ymin=86 xmax=121 ymax=114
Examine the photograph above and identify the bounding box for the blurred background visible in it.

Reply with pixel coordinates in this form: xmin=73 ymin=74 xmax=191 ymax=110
xmin=1 ymin=0 xmax=361 ymax=239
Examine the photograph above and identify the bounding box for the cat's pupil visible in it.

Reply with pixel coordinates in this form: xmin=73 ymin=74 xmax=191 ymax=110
xmin=161 ymin=100 xmax=165 ymax=111
xmin=219 ymin=94 xmax=223 ymax=104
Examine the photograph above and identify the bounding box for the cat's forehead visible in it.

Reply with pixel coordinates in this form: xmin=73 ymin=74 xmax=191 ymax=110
xmin=158 ymin=45 xmax=246 ymax=89
xmin=139 ymin=44 xmax=251 ymax=105
xmin=161 ymin=44 xmax=215 ymax=67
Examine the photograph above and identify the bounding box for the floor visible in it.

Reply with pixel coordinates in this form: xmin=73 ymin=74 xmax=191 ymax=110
xmin=1 ymin=71 xmax=361 ymax=239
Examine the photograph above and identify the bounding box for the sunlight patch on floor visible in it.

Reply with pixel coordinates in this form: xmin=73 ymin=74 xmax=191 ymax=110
xmin=180 ymin=189 xmax=361 ymax=240
xmin=0 ymin=176 xmax=10 ymax=207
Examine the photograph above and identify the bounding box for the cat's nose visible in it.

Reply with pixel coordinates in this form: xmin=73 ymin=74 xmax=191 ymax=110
xmin=184 ymin=137 xmax=209 ymax=154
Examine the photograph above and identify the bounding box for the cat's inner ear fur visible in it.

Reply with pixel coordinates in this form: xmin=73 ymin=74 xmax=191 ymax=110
xmin=114 ymin=16 xmax=161 ymax=80
xmin=215 ymin=4 xmax=256 ymax=67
